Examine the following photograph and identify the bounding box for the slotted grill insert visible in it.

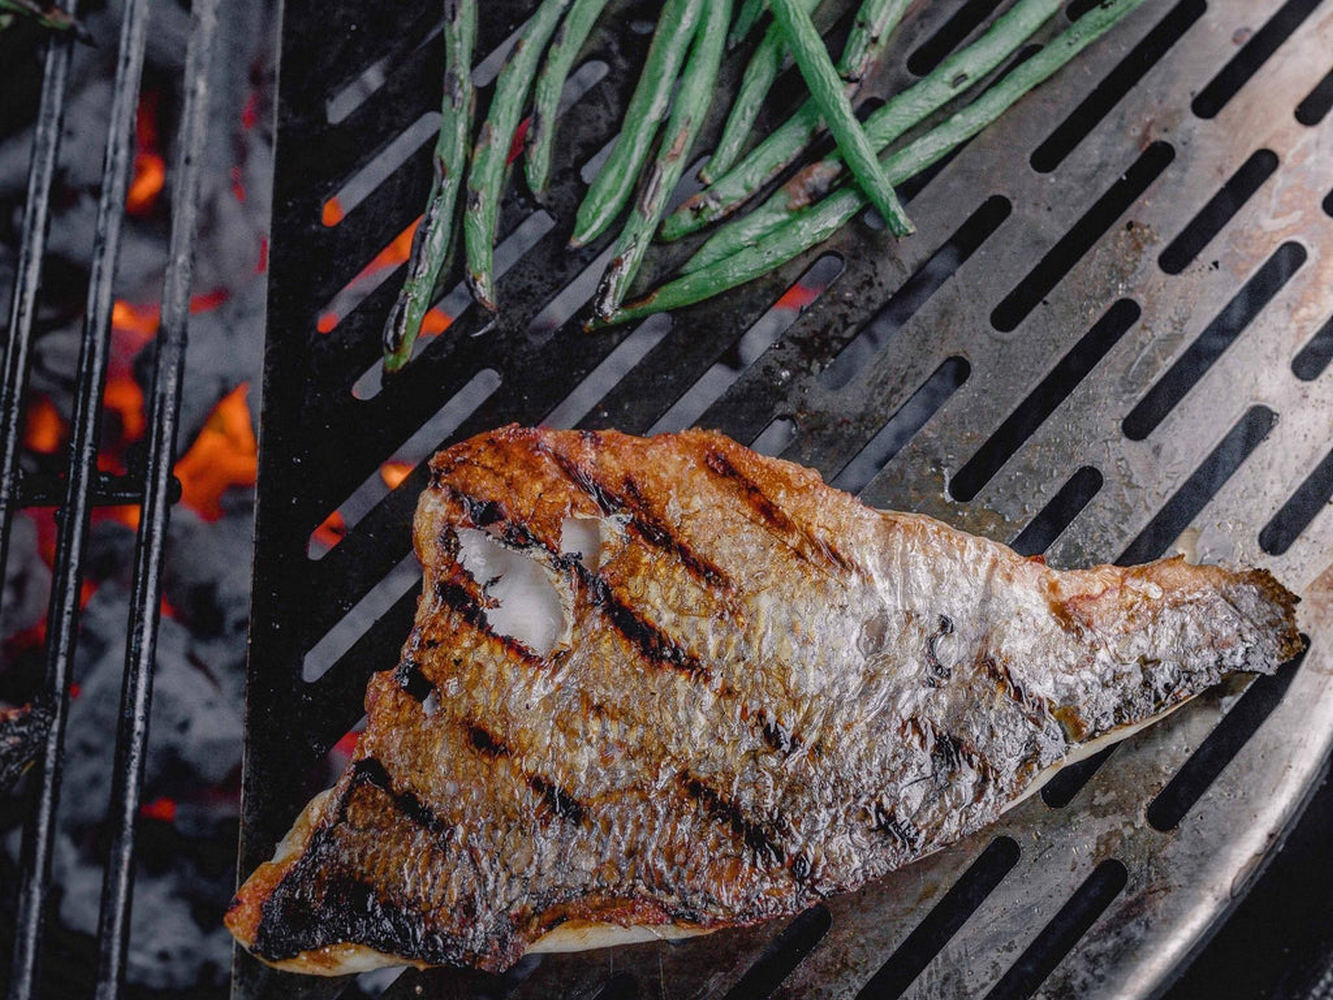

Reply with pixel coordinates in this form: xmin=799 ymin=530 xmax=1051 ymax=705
xmin=240 ymin=1 xmax=1333 ymax=998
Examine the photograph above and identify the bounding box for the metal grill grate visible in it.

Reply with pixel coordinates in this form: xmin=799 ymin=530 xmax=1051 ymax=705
xmin=241 ymin=0 xmax=1333 ymax=997
xmin=1 ymin=0 xmax=221 ymax=997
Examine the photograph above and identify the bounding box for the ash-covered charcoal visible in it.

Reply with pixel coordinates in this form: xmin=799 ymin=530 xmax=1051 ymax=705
xmin=0 ymin=701 xmax=51 ymax=792
xmin=1 ymin=512 xmax=50 ymax=645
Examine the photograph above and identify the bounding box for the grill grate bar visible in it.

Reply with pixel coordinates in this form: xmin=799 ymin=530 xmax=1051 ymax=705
xmin=90 ymin=0 xmax=221 ymax=995
xmin=0 ymin=30 xmax=75 ymax=637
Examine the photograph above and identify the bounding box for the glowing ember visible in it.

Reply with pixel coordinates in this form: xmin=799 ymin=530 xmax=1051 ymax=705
xmin=508 ymin=116 xmax=532 ymax=165
xmin=312 ymin=510 xmax=346 ymax=549
xmin=774 ymin=281 xmax=821 ymax=312
xmin=23 ymin=395 xmax=65 ymax=454
xmin=331 ymin=729 xmax=360 ymax=759
xmin=321 ymin=197 xmax=344 ymax=227
xmin=103 ymin=375 xmax=147 ymax=445
xmin=112 ymin=299 xmax=161 ymax=339
xmin=126 ymin=92 xmax=165 ymax=216
xmin=316 ymin=312 xmax=338 ymax=334
xmin=173 ymin=383 xmax=258 ymax=521
xmin=379 ymin=461 xmax=412 ymax=489
xmin=421 ymin=308 xmax=452 ymax=336
xmin=140 ymin=797 xmax=177 ymax=823
xmin=230 ymin=165 xmax=247 ymax=203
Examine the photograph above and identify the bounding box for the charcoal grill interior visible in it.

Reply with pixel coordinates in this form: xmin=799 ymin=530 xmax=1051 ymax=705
xmin=231 ymin=0 xmax=1333 ymax=996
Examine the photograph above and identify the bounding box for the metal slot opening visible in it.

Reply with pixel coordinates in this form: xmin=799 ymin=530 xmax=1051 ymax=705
xmin=856 ymin=837 xmax=1020 ymax=1000
xmin=832 ymin=357 xmax=970 ymax=496
xmin=1259 ymin=448 xmax=1333 ymax=556
xmin=1326 ymin=188 xmax=1333 ymax=218
xmin=1042 ymin=746 xmax=1115 ymax=807
xmin=650 ymin=254 xmax=845 ymax=434
xmin=720 ymin=905 xmax=832 ymax=1000
xmin=1031 ymin=0 xmax=1204 ymax=174
xmin=1123 ymin=242 xmax=1304 ymax=441
xmin=1191 ymin=0 xmax=1325 ymax=119
xmin=823 ymin=197 xmax=1011 ymax=392
xmin=1294 ymin=66 xmax=1333 ymax=125
xmin=1119 ymin=404 xmax=1278 ymax=566
xmin=320 ymin=112 xmax=441 ymax=227
xmin=1009 ymin=466 xmax=1103 ymax=557
xmin=1158 ymin=149 xmax=1279 ymax=275
xmin=907 ymin=0 xmax=1006 ymax=76
xmin=308 ymin=369 xmax=502 ymax=558
xmin=1147 ymin=646 xmax=1305 ymax=831
xmin=983 ymin=859 xmax=1129 ymax=1000
xmin=543 ymin=316 xmax=674 ymax=429
xmin=752 ymin=417 xmax=797 ymax=456
xmin=317 ymin=215 xmax=423 ymax=336
xmin=1291 ymin=312 xmax=1333 ymax=381
xmin=991 ymin=141 xmax=1174 ymax=333
xmin=302 ymin=553 xmax=420 ymax=682
xmin=351 ymin=212 xmax=555 ymax=398
xmin=951 ymin=299 xmax=1138 ymax=502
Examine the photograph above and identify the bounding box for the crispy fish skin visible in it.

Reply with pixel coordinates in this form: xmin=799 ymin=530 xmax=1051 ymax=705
xmin=227 ymin=426 xmax=1301 ymax=975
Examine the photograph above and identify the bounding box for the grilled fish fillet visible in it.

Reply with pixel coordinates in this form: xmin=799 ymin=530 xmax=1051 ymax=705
xmin=227 ymin=425 xmax=1301 ymax=975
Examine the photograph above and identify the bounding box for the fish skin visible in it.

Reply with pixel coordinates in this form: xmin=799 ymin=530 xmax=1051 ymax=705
xmin=227 ymin=425 xmax=1302 ymax=975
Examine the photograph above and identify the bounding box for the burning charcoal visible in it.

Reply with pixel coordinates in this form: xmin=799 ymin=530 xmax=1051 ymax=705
xmin=0 ymin=701 xmax=50 ymax=792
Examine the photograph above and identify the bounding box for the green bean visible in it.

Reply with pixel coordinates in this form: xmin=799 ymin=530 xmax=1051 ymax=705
xmin=383 ymin=0 xmax=476 ymax=371
xmin=598 ymin=0 xmax=1149 ymax=326
xmin=729 ymin=0 xmax=768 ymax=48
xmin=463 ymin=0 xmax=573 ymax=311
xmin=570 ymin=0 xmax=705 ymax=247
xmin=525 ymin=0 xmax=612 ymax=198
xmin=702 ymin=0 xmax=820 ymax=184
xmin=663 ymin=0 xmax=1061 ymax=244
xmin=592 ymin=0 xmax=732 ymax=321
xmin=769 ymin=0 xmax=912 ymax=235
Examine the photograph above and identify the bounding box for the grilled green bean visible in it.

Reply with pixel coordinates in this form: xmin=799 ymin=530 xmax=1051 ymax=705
xmin=598 ymin=0 xmax=1148 ymax=326
xmin=663 ymin=0 xmax=1061 ymax=244
xmin=702 ymin=0 xmax=820 ymax=184
xmin=525 ymin=0 xmax=612 ymax=197
xmin=570 ymin=0 xmax=705 ymax=247
xmin=729 ymin=0 xmax=768 ymax=47
xmin=383 ymin=0 xmax=476 ymax=371
xmin=768 ymin=0 xmax=912 ymax=234
xmin=840 ymin=0 xmax=911 ymax=86
xmin=592 ymin=0 xmax=732 ymax=320
xmin=464 ymin=0 xmax=573 ymax=311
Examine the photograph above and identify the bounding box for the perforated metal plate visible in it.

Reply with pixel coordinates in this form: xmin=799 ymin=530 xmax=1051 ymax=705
xmin=240 ymin=0 xmax=1333 ymax=997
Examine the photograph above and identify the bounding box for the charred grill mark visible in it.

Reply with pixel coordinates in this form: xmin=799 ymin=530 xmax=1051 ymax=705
xmin=756 ymin=709 xmax=801 ymax=755
xmin=790 ymin=853 xmax=813 ymax=881
xmin=578 ymin=565 xmax=712 ymax=684
xmin=527 ymin=775 xmax=586 ymax=824
xmin=931 ymin=730 xmax=963 ymax=774
xmin=395 ymin=658 xmax=433 ymax=701
xmin=872 ymin=806 xmax=922 ymax=852
xmin=351 ymin=758 xmax=453 ymax=840
xmin=680 ymin=772 xmax=785 ymax=865
xmin=541 ymin=445 xmax=731 ymax=590
xmin=702 ymin=449 xmax=858 ymax=576
xmin=433 ymin=578 xmax=544 ymax=667
xmin=467 ymin=723 xmax=511 ymax=758
xmin=925 ymin=614 xmax=954 ymax=686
